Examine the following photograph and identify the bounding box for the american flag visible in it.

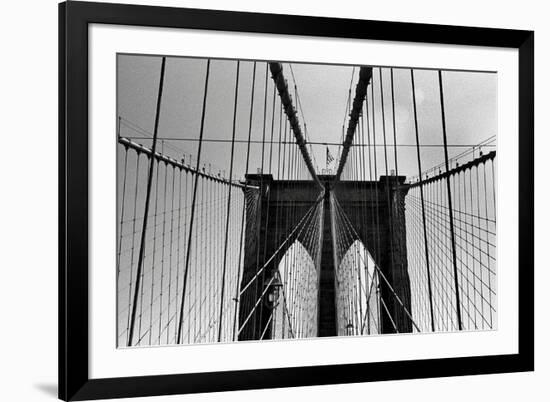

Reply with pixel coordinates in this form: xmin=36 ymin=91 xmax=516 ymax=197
xmin=326 ymin=147 xmax=334 ymax=166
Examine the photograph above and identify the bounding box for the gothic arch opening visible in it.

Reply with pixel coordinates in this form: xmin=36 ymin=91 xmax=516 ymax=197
xmin=336 ymin=239 xmax=381 ymax=336
xmin=271 ymin=240 xmax=319 ymax=339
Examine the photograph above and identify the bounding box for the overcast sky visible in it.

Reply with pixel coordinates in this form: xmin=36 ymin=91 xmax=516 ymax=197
xmin=117 ymin=54 xmax=496 ymax=182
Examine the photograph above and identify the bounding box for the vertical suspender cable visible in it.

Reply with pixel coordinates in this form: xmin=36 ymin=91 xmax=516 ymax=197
xmin=252 ymin=63 xmax=270 ymax=338
xmin=232 ymin=61 xmax=257 ymax=341
xmin=158 ymin=156 xmax=168 ymax=343
xmin=147 ymin=150 xmax=161 ymax=344
xmin=177 ymin=59 xmax=211 ymax=344
xmin=166 ymin=164 xmax=176 ymax=342
xmin=127 ymin=56 xmax=166 ymax=346
xmin=117 ymin=147 xmax=129 ymax=279
xmin=269 ymin=84 xmax=276 ymax=173
xmin=410 ymin=69 xmax=436 ymax=332
xmin=174 ymin=167 xmax=183 ymax=341
xmin=390 ymin=68 xmax=399 ymax=175
xmin=126 ymin=153 xmax=140 ymax=343
xmin=438 ymin=70 xmax=463 ymax=330
xmin=378 ymin=68 xmax=396 ymax=290
xmin=218 ymin=61 xmax=241 ymax=341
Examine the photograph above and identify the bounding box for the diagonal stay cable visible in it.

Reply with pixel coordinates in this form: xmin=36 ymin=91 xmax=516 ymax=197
xmin=239 ymin=200 xmax=323 ymax=336
xmin=332 ymin=195 xmax=421 ymax=332
xmin=238 ymin=194 xmax=324 ymax=297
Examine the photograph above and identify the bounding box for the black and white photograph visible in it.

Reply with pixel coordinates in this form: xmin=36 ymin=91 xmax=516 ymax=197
xmin=116 ymin=54 xmax=497 ymax=347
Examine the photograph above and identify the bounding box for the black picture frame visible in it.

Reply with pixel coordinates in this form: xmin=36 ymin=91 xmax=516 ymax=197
xmin=59 ymin=1 xmax=534 ymax=400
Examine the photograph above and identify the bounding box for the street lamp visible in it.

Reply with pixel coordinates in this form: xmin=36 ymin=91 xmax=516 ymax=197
xmin=265 ymin=276 xmax=283 ymax=309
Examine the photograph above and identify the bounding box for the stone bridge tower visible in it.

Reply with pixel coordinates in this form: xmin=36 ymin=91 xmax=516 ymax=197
xmin=238 ymin=173 xmax=412 ymax=340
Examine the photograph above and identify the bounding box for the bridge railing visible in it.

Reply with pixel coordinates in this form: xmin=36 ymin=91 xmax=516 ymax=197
xmin=117 ymin=56 xmax=324 ymax=346
xmin=117 ymin=137 xmax=248 ymax=346
xmin=404 ymin=151 xmax=497 ymax=332
xmin=331 ymin=66 xmax=497 ymax=335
